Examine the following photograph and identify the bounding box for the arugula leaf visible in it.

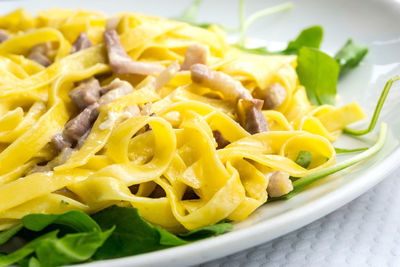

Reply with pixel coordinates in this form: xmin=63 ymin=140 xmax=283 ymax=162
xmin=283 ymin=25 xmax=323 ymax=54
xmin=237 ymin=25 xmax=323 ymax=56
xmin=0 ymin=224 xmax=23 ymax=245
xmin=35 ymin=228 xmax=114 ymax=266
xmin=295 ymin=151 xmax=312 ymax=168
xmin=28 ymin=257 xmax=40 ymax=267
xmin=0 ymin=210 xmax=112 ymax=266
xmin=178 ymin=221 xmax=232 ymax=241
xmin=0 ymin=231 xmax=59 ymax=266
xmin=271 ymin=122 xmax=388 ymax=201
xmin=92 ymin=206 xmax=233 ymax=260
xmin=335 ymin=39 xmax=368 ymax=75
xmin=0 ymin=229 xmax=113 ymax=267
xmin=18 ymin=256 xmax=40 ymax=267
xmin=344 ymin=76 xmax=399 ymax=136
xmin=92 ymin=205 xmax=184 ymax=259
xmin=22 ymin=210 xmax=101 ymax=233
xmin=297 ymin=47 xmax=340 ymax=105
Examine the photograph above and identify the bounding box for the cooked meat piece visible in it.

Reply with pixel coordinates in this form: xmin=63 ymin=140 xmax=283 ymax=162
xmin=212 ymin=130 xmax=230 ymax=149
xmin=0 ymin=29 xmax=9 ymax=43
xmin=52 ymin=133 xmax=73 ymax=151
xmin=181 ymin=43 xmax=209 ymax=70
xmin=98 ymin=78 xmax=133 ymax=106
xmin=76 ymin=129 xmax=91 ymax=148
xmin=190 ymin=63 xmax=252 ymax=101
xmin=29 ymin=147 xmax=75 ymax=174
xmin=154 ymin=61 xmax=180 ymax=92
xmin=105 ymin=17 xmax=121 ymax=31
xmin=71 ymin=32 xmax=93 ymax=53
xmin=266 ymin=171 xmax=293 ymax=198
xmin=253 ymin=83 xmax=287 ymax=109
xmin=238 ymin=99 xmax=269 ymax=134
xmin=63 ymin=103 xmax=99 ymax=141
xmin=103 ymin=29 xmax=165 ymax=75
xmin=68 ymin=78 xmax=101 ymax=110
xmin=191 ymin=64 xmax=269 ymax=134
xmin=27 ymin=42 xmax=53 ymax=67
xmin=58 ymin=78 xmax=133 ymax=148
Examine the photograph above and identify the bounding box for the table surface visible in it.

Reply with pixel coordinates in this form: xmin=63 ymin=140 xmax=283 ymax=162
xmin=196 ymin=166 xmax=400 ymax=267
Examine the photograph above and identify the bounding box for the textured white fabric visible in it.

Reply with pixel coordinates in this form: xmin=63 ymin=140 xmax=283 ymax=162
xmin=198 ymin=167 xmax=400 ymax=267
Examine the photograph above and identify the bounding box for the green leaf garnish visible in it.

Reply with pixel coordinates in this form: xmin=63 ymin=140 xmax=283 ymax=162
xmin=91 ymin=206 xmax=232 ymax=260
xmin=22 ymin=210 xmax=101 ymax=232
xmin=178 ymin=221 xmax=233 ymax=241
xmin=335 ymin=39 xmax=368 ymax=75
xmin=91 ymin=205 xmax=184 ymax=259
xmin=34 ymin=228 xmax=114 ymax=266
xmin=0 ymin=206 xmax=232 ymax=265
xmin=237 ymin=25 xmax=322 ymax=55
xmin=297 ymin=47 xmax=340 ymax=105
xmin=0 ymin=210 xmax=112 ymax=266
xmin=273 ymin=122 xmax=387 ymax=201
xmin=295 ymin=151 xmax=312 ymax=168
xmin=282 ymin=25 xmax=323 ymax=54
xmin=0 ymin=231 xmax=59 ymax=266
xmin=344 ymin=76 xmax=399 ymax=136
xmin=0 ymin=224 xmax=23 ymax=245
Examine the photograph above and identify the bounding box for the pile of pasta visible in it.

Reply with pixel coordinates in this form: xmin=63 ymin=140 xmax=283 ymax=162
xmin=0 ymin=8 xmax=366 ymax=232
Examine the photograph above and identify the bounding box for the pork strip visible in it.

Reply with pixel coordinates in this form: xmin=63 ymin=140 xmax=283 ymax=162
xmin=103 ymin=29 xmax=165 ymax=75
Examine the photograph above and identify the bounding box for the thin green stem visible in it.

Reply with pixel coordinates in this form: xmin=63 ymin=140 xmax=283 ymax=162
xmin=239 ymin=2 xmax=293 ymax=46
xmin=344 ymin=76 xmax=399 ymax=136
xmin=334 ymin=147 xmax=368 ymax=153
xmin=177 ymin=0 xmax=203 ymax=24
xmin=238 ymin=0 xmax=246 ymax=46
xmin=271 ymin=123 xmax=387 ymax=201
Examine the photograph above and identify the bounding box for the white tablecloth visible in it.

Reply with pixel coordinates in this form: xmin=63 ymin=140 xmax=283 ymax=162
xmin=198 ymin=167 xmax=400 ymax=267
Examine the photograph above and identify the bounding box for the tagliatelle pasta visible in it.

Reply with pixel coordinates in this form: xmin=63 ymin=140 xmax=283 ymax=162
xmin=0 ymin=8 xmax=367 ymax=232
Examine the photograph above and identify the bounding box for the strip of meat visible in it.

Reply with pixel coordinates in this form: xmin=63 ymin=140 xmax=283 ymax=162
xmin=237 ymin=99 xmax=269 ymax=134
xmin=0 ymin=29 xmax=9 ymax=43
xmin=63 ymin=103 xmax=99 ymax=141
xmin=98 ymin=78 xmax=133 ymax=106
xmin=190 ymin=63 xmax=252 ymax=101
xmin=103 ymin=29 xmax=165 ymax=75
xmin=266 ymin=171 xmax=293 ymax=197
xmin=68 ymin=78 xmax=101 ymax=110
xmin=27 ymin=42 xmax=53 ymax=67
xmin=29 ymin=148 xmax=75 ymax=174
xmin=180 ymin=43 xmax=209 ymax=70
xmin=191 ymin=64 xmax=269 ymax=134
xmin=212 ymin=130 xmax=230 ymax=149
xmin=52 ymin=133 xmax=73 ymax=151
xmin=252 ymin=83 xmax=287 ymax=110
xmin=55 ymin=78 xmax=133 ymax=151
xmin=71 ymin=32 xmax=93 ymax=53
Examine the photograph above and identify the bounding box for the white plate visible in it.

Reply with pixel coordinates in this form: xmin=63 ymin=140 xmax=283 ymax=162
xmin=1 ymin=0 xmax=400 ymax=266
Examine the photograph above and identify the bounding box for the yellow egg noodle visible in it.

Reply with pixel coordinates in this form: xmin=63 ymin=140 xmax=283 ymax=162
xmin=0 ymin=8 xmax=366 ymax=232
